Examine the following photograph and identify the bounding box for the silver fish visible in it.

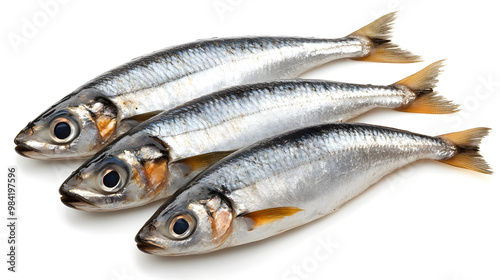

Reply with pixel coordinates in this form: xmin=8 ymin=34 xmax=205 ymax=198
xmin=135 ymin=123 xmax=492 ymax=256
xmin=59 ymin=61 xmax=458 ymax=211
xmin=14 ymin=12 xmax=419 ymax=160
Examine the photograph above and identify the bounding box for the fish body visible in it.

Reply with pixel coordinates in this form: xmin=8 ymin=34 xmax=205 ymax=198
xmin=14 ymin=12 xmax=419 ymax=160
xmin=141 ymin=80 xmax=412 ymax=161
xmin=135 ymin=123 xmax=491 ymax=256
xmin=96 ymin=37 xmax=366 ymax=118
xmin=59 ymin=61 xmax=457 ymax=211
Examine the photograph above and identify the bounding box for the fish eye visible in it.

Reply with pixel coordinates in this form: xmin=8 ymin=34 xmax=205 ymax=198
xmin=103 ymin=170 xmax=120 ymax=187
xmin=49 ymin=116 xmax=79 ymax=143
xmin=167 ymin=214 xmax=196 ymax=240
xmin=98 ymin=164 xmax=128 ymax=193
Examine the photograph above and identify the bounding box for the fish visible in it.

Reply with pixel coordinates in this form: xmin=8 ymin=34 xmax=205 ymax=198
xmin=134 ymin=123 xmax=492 ymax=256
xmin=59 ymin=60 xmax=459 ymax=212
xmin=14 ymin=12 xmax=420 ymax=160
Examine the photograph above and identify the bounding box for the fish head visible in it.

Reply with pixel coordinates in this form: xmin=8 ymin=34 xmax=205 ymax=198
xmin=14 ymin=89 xmax=119 ymax=160
xmin=136 ymin=189 xmax=234 ymax=256
xmin=59 ymin=132 xmax=170 ymax=211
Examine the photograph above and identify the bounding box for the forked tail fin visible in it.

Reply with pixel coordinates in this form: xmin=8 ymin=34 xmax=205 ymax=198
xmin=394 ymin=60 xmax=460 ymax=114
xmin=349 ymin=12 xmax=421 ymax=63
xmin=439 ymin=128 xmax=493 ymax=174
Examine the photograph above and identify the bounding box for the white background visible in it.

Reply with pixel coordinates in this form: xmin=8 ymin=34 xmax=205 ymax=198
xmin=1 ymin=1 xmax=499 ymax=279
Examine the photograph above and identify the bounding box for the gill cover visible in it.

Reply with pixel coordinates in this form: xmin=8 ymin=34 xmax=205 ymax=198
xmin=135 ymin=190 xmax=235 ymax=256
xmin=14 ymin=88 xmax=119 ymax=159
xmin=59 ymin=132 xmax=171 ymax=211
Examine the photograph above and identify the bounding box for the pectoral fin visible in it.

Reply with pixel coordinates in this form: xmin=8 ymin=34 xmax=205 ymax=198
xmin=240 ymin=207 xmax=303 ymax=231
xmin=120 ymin=111 xmax=163 ymax=132
xmin=172 ymin=150 xmax=235 ymax=177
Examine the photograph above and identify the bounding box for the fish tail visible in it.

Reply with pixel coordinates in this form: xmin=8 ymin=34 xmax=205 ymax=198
xmin=394 ymin=60 xmax=460 ymax=114
xmin=349 ymin=12 xmax=421 ymax=63
xmin=438 ymin=128 xmax=493 ymax=174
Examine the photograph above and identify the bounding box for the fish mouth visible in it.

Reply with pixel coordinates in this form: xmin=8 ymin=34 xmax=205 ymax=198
xmin=14 ymin=141 xmax=54 ymax=160
xmin=135 ymin=238 xmax=164 ymax=254
xmin=14 ymin=130 xmax=35 ymax=156
xmin=60 ymin=189 xmax=96 ymax=210
xmin=14 ymin=142 xmax=37 ymax=157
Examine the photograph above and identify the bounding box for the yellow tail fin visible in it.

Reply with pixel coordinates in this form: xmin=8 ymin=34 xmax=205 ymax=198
xmin=349 ymin=12 xmax=421 ymax=63
xmin=395 ymin=60 xmax=460 ymax=114
xmin=439 ymin=128 xmax=492 ymax=174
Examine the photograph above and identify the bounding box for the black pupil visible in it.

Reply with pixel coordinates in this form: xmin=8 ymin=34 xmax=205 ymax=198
xmin=102 ymin=170 xmax=120 ymax=188
xmin=54 ymin=122 xmax=71 ymax=140
xmin=173 ymin=218 xmax=189 ymax=235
